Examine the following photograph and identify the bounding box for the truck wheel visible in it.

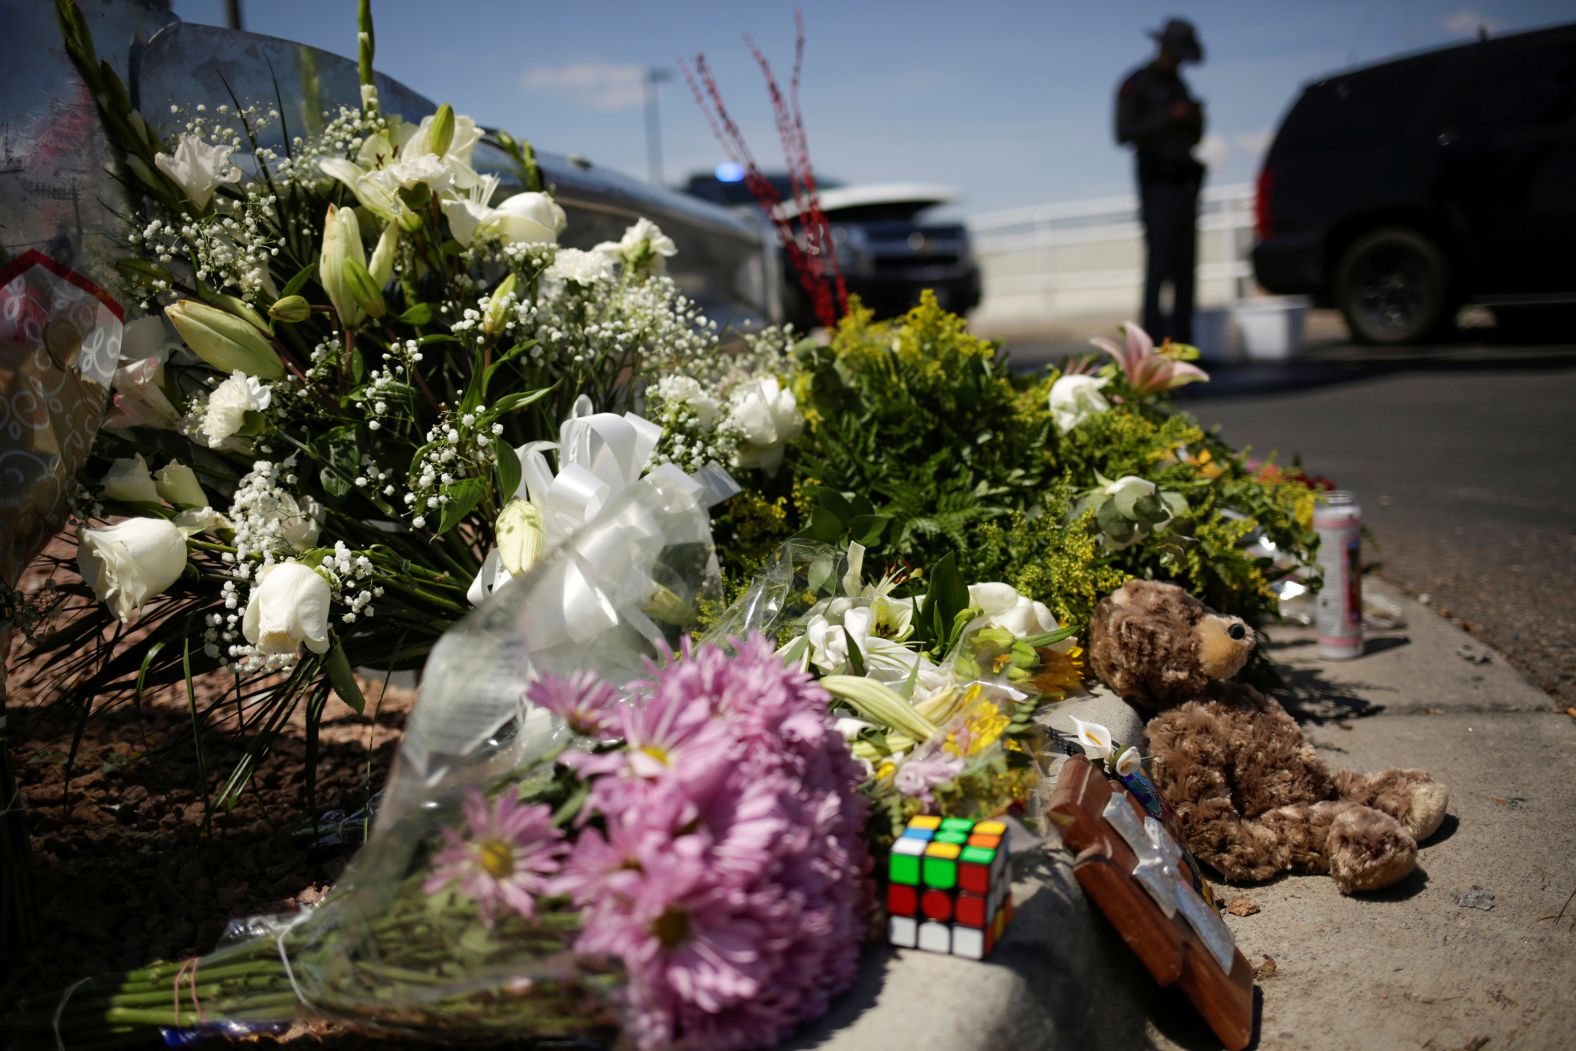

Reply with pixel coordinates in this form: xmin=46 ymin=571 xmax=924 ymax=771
xmin=1334 ymin=228 xmax=1451 ymax=345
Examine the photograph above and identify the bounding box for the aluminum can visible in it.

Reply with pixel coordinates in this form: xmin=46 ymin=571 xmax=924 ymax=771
xmin=1313 ymin=490 xmax=1363 ymax=659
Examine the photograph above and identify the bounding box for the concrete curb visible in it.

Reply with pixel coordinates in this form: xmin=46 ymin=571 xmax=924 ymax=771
xmin=791 ymin=589 xmax=1575 ymax=1051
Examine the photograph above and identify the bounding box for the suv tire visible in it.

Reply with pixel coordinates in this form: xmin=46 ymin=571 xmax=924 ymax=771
xmin=1333 ymin=228 xmax=1451 ymax=345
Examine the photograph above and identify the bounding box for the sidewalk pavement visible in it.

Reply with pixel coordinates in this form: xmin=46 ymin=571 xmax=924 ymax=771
xmin=792 ymin=584 xmax=1576 ymax=1051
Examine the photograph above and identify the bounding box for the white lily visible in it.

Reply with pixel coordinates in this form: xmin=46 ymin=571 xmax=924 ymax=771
xmin=966 ymin=581 xmax=1059 ymax=638
xmin=1048 ymin=373 xmax=1111 ymax=433
xmin=154 ymin=133 xmax=241 ymax=209
xmin=441 ymin=188 xmax=566 ymax=249
xmin=103 ymin=317 xmax=181 ymax=431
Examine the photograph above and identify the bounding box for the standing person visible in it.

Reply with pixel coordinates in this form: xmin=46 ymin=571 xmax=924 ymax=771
xmin=1116 ymin=18 xmax=1206 ymax=344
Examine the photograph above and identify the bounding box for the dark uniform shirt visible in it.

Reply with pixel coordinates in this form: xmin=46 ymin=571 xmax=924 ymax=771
xmin=1116 ymin=62 xmax=1205 ymax=184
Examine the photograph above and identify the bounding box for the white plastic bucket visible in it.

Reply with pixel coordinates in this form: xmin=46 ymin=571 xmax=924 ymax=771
xmin=1232 ymin=297 xmax=1309 ymax=360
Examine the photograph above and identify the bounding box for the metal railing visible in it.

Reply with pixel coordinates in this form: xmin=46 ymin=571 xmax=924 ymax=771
xmin=966 ymin=182 xmax=1256 ymax=329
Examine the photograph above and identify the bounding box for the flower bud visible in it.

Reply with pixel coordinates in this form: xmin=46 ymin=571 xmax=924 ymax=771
xmin=482 ymin=273 xmax=518 ymax=336
xmin=115 ymin=257 xmax=175 ymax=288
xmin=369 ymin=222 xmax=400 ymax=287
xmin=164 ymin=299 xmax=284 ymax=379
xmin=101 ymin=454 xmax=160 ymax=503
xmin=495 ymin=498 xmax=544 ymax=575
xmin=268 ymin=295 xmax=311 ymax=324
xmin=429 ymin=103 xmax=456 ymax=157
xmin=319 ymin=203 xmax=366 ymax=327
xmin=342 ymin=256 xmax=387 ymax=319
xmin=154 ymin=460 xmax=209 ymax=509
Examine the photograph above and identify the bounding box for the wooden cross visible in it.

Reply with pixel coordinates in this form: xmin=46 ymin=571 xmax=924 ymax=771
xmin=1048 ymin=754 xmax=1255 ymax=1050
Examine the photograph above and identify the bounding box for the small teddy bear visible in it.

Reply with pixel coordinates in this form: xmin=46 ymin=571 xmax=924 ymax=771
xmin=1087 ymin=580 xmax=1448 ymax=894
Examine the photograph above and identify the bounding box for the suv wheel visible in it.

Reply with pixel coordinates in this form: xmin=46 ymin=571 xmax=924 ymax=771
xmin=1334 ymin=228 xmax=1450 ymax=345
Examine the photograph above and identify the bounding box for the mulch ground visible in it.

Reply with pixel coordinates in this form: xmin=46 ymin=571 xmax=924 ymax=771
xmin=1 ymin=619 xmax=444 ymax=1047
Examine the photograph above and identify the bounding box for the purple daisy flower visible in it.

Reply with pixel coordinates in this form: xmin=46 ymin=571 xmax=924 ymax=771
xmin=555 ymin=635 xmax=870 ymax=1050
xmin=423 ymin=788 xmax=567 ymax=928
xmin=527 ymin=668 xmax=622 ymax=737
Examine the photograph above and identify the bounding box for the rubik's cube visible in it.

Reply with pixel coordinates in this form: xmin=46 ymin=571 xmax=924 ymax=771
xmin=886 ymin=815 xmax=1014 ymax=959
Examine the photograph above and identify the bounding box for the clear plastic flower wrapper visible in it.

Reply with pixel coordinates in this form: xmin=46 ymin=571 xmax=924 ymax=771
xmin=18 ymin=464 xmax=885 ymax=1051
xmin=710 ymin=538 xmax=1086 ymax=840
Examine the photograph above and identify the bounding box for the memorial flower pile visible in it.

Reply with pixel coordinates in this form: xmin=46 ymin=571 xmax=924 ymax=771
xmin=4 ymin=3 xmax=1330 ymax=1048
xmin=12 ymin=637 xmax=867 ymax=1051
xmin=31 ymin=0 xmax=802 ymax=799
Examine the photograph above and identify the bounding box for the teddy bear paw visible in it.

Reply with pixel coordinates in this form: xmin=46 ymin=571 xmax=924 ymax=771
xmin=1401 ymin=780 xmax=1449 ymax=842
xmin=1328 ymin=808 xmax=1418 ymax=894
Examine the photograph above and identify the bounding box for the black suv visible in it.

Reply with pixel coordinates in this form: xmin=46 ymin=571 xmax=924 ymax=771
xmin=1252 ymin=24 xmax=1576 ymax=343
xmin=684 ymin=171 xmax=982 ymax=329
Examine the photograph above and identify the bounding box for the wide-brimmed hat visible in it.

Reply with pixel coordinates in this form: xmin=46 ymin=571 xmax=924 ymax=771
xmin=1149 ymin=18 xmax=1203 ymax=64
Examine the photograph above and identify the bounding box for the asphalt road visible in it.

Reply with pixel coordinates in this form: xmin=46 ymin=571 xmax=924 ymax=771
xmin=1008 ymin=320 xmax=1576 ymax=708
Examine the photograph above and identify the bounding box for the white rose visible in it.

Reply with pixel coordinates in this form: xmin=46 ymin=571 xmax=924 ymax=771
xmin=201 ymin=370 xmax=271 ymax=448
xmin=966 ymin=582 xmax=1058 ymax=637
xmin=729 ymin=377 xmax=803 ymax=472
xmin=1048 ymin=374 xmax=1111 ymax=433
xmin=242 ymin=562 xmax=332 ymax=656
xmin=77 ymin=518 xmax=188 ymax=623
xmin=100 ymin=454 xmax=160 ymax=503
xmin=153 ymin=132 xmax=240 ymax=209
xmin=276 ymin=493 xmax=324 ymax=552
xmin=154 ymin=461 xmax=209 ymax=509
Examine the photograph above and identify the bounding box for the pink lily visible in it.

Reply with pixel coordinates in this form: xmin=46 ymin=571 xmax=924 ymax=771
xmin=1090 ymin=321 xmax=1209 ymax=394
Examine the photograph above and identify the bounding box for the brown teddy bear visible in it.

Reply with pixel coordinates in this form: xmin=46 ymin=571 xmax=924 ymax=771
xmin=1087 ymin=579 xmax=1448 ymax=894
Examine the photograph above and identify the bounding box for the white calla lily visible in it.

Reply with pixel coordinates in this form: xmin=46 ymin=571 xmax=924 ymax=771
xmin=1114 ymin=746 xmax=1144 ymax=777
xmin=1071 ymin=716 xmax=1115 ymax=761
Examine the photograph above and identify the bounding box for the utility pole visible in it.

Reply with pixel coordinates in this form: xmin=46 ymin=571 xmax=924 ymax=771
xmin=224 ymin=0 xmax=243 ymax=30
xmin=643 ymin=67 xmax=672 ymax=187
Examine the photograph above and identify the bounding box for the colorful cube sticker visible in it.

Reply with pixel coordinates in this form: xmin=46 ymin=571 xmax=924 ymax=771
xmin=886 ymin=815 xmax=1014 ymax=959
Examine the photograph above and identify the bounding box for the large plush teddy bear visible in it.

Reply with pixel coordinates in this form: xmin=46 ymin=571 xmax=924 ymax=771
xmin=1087 ymin=580 xmax=1448 ymax=894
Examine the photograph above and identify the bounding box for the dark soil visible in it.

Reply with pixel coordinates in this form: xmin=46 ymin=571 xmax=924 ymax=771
xmin=1 ymin=619 xmax=432 ymax=1047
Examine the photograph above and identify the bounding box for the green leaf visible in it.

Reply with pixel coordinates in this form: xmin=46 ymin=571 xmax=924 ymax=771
xmin=396 ymin=302 xmax=434 ymax=325
xmin=491 ymin=388 xmax=551 ymax=415
xmin=925 ymin=552 xmax=969 ymax=644
xmin=842 ymin=627 xmax=867 ymax=677
xmin=806 ymin=551 xmax=837 ymax=595
xmin=324 ymin=639 xmax=366 ymax=715
xmin=436 ymin=477 xmax=486 ymax=535
xmin=494 ymin=442 xmax=522 ymax=500
xmin=804 ymin=506 xmax=844 ymax=543
xmin=846 ymin=513 xmax=890 ymax=547
xmin=279 ymin=261 xmax=317 ymax=299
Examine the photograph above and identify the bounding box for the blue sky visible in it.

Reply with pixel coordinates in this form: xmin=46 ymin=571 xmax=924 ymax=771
xmin=173 ymin=1 xmax=1572 ymax=217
